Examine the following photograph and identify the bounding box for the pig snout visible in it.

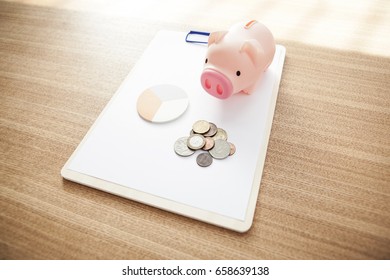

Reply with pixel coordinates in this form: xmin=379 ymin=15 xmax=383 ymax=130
xmin=200 ymin=69 xmax=233 ymax=99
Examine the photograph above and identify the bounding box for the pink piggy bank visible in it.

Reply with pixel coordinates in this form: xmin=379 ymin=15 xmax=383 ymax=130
xmin=201 ymin=20 xmax=275 ymax=99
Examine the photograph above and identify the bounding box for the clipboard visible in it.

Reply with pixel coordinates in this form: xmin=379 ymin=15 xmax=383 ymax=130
xmin=61 ymin=30 xmax=286 ymax=232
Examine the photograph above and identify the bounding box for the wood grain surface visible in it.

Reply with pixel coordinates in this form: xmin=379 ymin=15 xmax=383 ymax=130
xmin=1 ymin=1 xmax=389 ymax=259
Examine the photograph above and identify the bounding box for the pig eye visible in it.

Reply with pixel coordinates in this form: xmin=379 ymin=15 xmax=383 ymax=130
xmin=236 ymin=71 xmax=241 ymax=76
xmin=205 ymin=58 xmax=208 ymax=64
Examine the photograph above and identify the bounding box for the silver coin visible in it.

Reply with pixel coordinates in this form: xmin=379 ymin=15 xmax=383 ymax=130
xmin=209 ymin=139 xmax=231 ymax=159
xmin=213 ymin=128 xmax=228 ymax=141
xmin=203 ymin=122 xmax=218 ymax=137
xmin=196 ymin=153 xmax=213 ymax=167
xmin=187 ymin=134 xmax=205 ymax=150
xmin=174 ymin=137 xmax=195 ymax=156
xmin=192 ymin=120 xmax=210 ymax=134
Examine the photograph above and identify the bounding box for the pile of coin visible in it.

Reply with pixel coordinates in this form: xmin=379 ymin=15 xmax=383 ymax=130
xmin=174 ymin=120 xmax=236 ymax=167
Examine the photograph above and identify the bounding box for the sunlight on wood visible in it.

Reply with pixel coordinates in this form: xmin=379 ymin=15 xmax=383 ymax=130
xmin=4 ymin=0 xmax=390 ymax=56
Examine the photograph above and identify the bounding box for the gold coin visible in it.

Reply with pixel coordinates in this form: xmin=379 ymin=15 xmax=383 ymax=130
xmin=192 ymin=120 xmax=210 ymax=134
xmin=202 ymin=137 xmax=215 ymax=151
xmin=203 ymin=122 xmax=218 ymax=137
xmin=213 ymin=128 xmax=228 ymax=141
xmin=228 ymin=142 xmax=236 ymax=156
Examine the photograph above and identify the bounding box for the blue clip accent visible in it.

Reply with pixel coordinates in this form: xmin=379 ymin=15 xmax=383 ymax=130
xmin=185 ymin=30 xmax=210 ymax=44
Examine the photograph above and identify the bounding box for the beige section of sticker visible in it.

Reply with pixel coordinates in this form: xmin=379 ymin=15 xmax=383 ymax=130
xmin=136 ymin=89 xmax=162 ymax=121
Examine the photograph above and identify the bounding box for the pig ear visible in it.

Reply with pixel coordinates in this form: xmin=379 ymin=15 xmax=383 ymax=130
xmin=240 ymin=39 xmax=264 ymax=67
xmin=208 ymin=31 xmax=228 ymax=46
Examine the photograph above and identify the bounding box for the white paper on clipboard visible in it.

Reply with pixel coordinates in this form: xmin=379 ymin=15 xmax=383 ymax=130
xmin=61 ymin=30 xmax=286 ymax=232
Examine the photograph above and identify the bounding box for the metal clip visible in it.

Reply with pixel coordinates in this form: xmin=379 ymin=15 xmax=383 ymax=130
xmin=185 ymin=30 xmax=210 ymax=44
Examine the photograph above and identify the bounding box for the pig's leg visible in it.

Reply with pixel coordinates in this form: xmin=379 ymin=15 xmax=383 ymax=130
xmin=242 ymin=71 xmax=264 ymax=94
xmin=242 ymin=84 xmax=256 ymax=95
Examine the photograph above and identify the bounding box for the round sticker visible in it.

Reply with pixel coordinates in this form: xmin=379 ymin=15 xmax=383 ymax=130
xmin=136 ymin=84 xmax=189 ymax=123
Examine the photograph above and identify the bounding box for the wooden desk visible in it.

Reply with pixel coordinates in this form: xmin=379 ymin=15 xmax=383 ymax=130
xmin=1 ymin=1 xmax=389 ymax=259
